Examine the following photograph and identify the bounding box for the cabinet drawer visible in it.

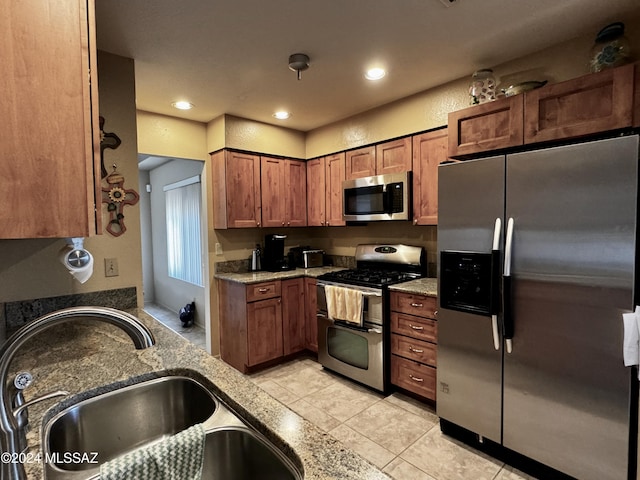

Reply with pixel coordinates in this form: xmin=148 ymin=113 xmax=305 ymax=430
xmin=391 ymin=355 xmax=436 ymax=400
xmin=391 ymin=312 xmax=437 ymax=343
xmin=391 ymin=333 xmax=436 ymax=366
xmin=246 ymin=281 xmax=281 ymax=302
xmin=390 ymin=292 xmax=437 ymax=318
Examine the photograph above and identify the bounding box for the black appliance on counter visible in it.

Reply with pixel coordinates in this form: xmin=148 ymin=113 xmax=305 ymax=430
xmin=262 ymin=234 xmax=294 ymax=272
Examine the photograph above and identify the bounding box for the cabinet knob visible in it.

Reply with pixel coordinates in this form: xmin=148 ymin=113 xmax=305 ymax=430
xmin=287 ymin=222 xmax=290 ymax=226
xmin=282 ymin=222 xmax=285 ymax=226
xmin=434 ymin=310 xmax=438 ymax=317
xmin=414 ymin=219 xmax=418 ymax=225
xmin=256 ymin=222 xmax=260 ymax=226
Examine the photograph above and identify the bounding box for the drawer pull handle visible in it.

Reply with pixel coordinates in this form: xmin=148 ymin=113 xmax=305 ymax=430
xmin=410 ymin=303 xmax=423 ymax=308
xmin=409 ymin=374 xmax=424 ymax=383
xmin=409 ymin=324 xmax=424 ymax=331
xmin=258 ymin=288 xmax=268 ymax=293
xmin=409 ymin=346 xmax=424 ymax=354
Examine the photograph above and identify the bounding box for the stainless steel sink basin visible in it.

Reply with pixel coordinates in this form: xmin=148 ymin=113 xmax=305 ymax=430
xmin=44 ymin=376 xmax=217 ymax=472
xmin=201 ymin=427 xmax=300 ymax=480
xmin=42 ymin=374 xmax=302 ymax=480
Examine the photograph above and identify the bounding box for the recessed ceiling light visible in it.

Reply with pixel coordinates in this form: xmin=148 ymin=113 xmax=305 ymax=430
xmin=365 ymin=68 xmax=386 ymax=81
xmin=172 ymin=101 xmax=194 ymax=110
xmin=273 ymin=111 xmax=291 ymax=120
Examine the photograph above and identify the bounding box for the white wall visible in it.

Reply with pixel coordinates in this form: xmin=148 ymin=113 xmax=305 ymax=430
xmin=148 ymin=159 xmax=206 ymax=327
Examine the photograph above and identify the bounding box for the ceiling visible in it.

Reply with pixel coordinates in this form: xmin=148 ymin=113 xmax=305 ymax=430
xmin=95 ymin=0 xmax=639 ymax=132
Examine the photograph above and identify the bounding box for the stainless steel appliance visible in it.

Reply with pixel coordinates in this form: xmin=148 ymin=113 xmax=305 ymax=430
xmin=317 ymin=244 xmax=426 ymax=392
xmin=342 ymin=171 xmax=411 ymax=222
xmin=288 ymin=246 xmax=324 ymax=268
xmin=437 ymin=135 xmax=639 ymax=480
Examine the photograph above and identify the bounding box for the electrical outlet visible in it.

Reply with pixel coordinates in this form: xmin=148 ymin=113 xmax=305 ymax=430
xmin=105 ymin=258 xmax=119 ymax=277
xmin=215 ymin=243 xmax=223 ymax=255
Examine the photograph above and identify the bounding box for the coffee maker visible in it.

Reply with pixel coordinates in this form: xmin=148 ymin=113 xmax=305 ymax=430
xmin=262 ymin=234 xmax=293 ymax=272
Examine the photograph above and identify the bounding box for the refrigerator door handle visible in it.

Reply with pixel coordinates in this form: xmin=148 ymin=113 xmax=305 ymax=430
xmin=503 ymin=217 xmax=515 ymax=354
xmin=490 ymin=218 xmax=502 ymax=350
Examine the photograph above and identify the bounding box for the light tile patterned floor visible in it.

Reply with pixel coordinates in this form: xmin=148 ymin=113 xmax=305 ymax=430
xmin=143 ymin=303 xmax=206 ymax=351
xmin=249 ymin=357 xmax=539 ymax=480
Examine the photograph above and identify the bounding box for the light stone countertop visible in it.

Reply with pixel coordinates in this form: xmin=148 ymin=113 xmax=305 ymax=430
xmin=215 ymin=266 xmax=346 ymax=284
xmin=389 ymin=277 xmax=438 ymax=297
xmin=16 ymin=309 xmax=389 ymax=480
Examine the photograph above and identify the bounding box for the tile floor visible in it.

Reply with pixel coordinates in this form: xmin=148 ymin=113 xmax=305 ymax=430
xmin=143 ymin=303 xmax=207 ymax=351
xmin=145 ymin=304 xmax=536 ymax=480
xmin=249 ymin=357 xmax=538 ymax=480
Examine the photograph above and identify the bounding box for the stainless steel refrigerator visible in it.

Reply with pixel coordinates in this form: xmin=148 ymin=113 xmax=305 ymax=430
xmin=437 ymin=134 xmax=639 ymax=480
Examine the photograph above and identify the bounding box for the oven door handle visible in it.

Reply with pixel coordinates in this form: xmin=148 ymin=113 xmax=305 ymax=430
xmin=318 ymin=313 xmax=382 ymax=334
xmin=317 ymin=282 xmax=382 ymax=297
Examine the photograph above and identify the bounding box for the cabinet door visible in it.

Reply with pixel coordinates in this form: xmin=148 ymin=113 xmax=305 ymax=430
xmin=260 ymin=156 xmax=286 ymax=227
xmin=222 ymin=151 xmax=261 ymax=228
xmin=412 ymin=129 xmax=448 ymax=225
xmin=524 ymin=63 xmax=634 ymax=144
xmin=285 ymin=160 xmax=307 ymax=227
xmin=306 ymin=158 xmax=326 ymax=226
xmin=304 ymin=277 xmax=318 ymax=353
xmin=345 ymin=146 xmax=376 ymax=180
xmin=448 ymin=96 xmax=524 ymax=158
xmin=376 ymin=138 xmax=412 ymax=175
xmin=282 ymin=278 xmax=305 ymax=355
xmin=325 ymin=153 xmax=346 ymax=226
xmin=1 ymin=0 xmax=100 ymax=238
xmin=247 ymin=297 xmax=283 ymax=366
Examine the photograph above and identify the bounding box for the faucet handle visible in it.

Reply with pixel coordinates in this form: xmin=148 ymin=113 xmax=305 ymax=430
xmin=14 ymin=372 xmax=33 ymax=391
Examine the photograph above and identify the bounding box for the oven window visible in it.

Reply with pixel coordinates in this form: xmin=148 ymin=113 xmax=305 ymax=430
xmin=327 ymin=327 xmax=369 ymax=370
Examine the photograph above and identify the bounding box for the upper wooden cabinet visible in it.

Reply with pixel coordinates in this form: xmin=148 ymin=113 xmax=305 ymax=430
xmin=345 ymin=139 xmax=412 ymax=180
xmin=306 ymin=153 xmax=346 ymax=227
xmin=448 ymin=96 xmax=524 ymax=158
xmin=345 ymin=146 xmax=376 ymax=179
xmin=1 ymin=0 xmax=101 ymax=238
xmin=261 ymin=157 xmax=307 ymax=228
xmin=449 ymin=63 xmax=636 ymax=158
xmin=524 ymin=63 xmax=634 ymax=143
xmin=212 ymin=150 xmax=261 ymax=228
xmin=412 ymin=129 xmax=448 ymax=226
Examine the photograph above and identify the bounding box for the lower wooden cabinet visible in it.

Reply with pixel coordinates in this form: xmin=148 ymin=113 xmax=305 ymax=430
xmin=219 ymin=278 xmax=308 ymax=373
xmin=390 ymin=291 xmax=438 ymax=401
xmin=304 ymin=278 xmax=318 ymax=353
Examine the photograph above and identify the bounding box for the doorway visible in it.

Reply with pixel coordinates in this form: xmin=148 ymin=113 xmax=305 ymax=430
xmin=138 ymin=154 xmax=210 ymax=352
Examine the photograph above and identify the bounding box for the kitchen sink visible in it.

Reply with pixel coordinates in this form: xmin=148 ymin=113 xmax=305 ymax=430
xmin=42 ymin=374 xmax=302 ymax=480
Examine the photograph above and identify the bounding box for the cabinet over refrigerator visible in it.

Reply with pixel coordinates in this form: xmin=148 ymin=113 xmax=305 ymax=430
xmin=437 ymin=135 xmax=639 ymax=480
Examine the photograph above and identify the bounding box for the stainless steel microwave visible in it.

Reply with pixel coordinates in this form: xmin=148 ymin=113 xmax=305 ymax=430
xmin=342 ymin=171 xmax=411 ymax=221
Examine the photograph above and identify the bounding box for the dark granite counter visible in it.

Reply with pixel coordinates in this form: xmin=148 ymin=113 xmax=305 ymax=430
xmin=389 ymin=277 xmax=438 ymax=297
xmin=14 ymin=309 xmax=388 ymax=479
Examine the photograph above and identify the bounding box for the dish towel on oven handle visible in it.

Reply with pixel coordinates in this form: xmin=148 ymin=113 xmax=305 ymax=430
xmin=622 ymin=306 xmax=640 ymax=380
xmin=100 ymin=423 xmax=205 ymax=480
xmin=325 ymin=285 xmax=364 ymax=327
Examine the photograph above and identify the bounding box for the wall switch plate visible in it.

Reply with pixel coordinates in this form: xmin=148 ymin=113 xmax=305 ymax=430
xmin=105 ymin=258 xmax=119 ymax=277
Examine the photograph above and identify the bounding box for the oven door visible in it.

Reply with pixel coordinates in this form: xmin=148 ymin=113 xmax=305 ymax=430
xmin=317 ymin=316 xmax=384 ymax=392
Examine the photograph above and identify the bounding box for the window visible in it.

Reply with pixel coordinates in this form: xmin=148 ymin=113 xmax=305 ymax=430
xmin=164 ymin=175 xmax=203 ymax=286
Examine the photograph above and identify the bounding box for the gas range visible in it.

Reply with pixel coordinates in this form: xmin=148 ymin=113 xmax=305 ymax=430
xmin=317 ymin=244 xmax=427 ymax=289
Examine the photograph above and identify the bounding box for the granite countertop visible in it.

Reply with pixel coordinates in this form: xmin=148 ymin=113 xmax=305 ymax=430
xmin=215 ymin=266 xmax=346 ymax=284
xmin=389 ymin=277 xmax=438 ymax=296
xmin=15 ymin=309 xmax=388 ymax=479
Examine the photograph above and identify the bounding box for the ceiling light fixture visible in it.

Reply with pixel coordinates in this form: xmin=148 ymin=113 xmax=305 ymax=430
xmin=273 ymin=111 xmax=291 ymax=120
xmin=365 ymin=68 xmax=386 ymax=81
xmin=172 ymin=101 xmax=194 ymax=110
xmin=288 ymin=53 xmax=310 ymax=80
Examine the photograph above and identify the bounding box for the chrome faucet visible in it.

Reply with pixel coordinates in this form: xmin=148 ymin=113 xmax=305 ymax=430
xmin=0 ymin=306 xmax=155 ymax=480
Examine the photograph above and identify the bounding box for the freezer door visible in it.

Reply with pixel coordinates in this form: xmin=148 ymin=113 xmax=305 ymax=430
xmin=437 ymin=156 xmax=505 ymax=443
xmin=503 ymin=135 xmax=638 ymax=480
